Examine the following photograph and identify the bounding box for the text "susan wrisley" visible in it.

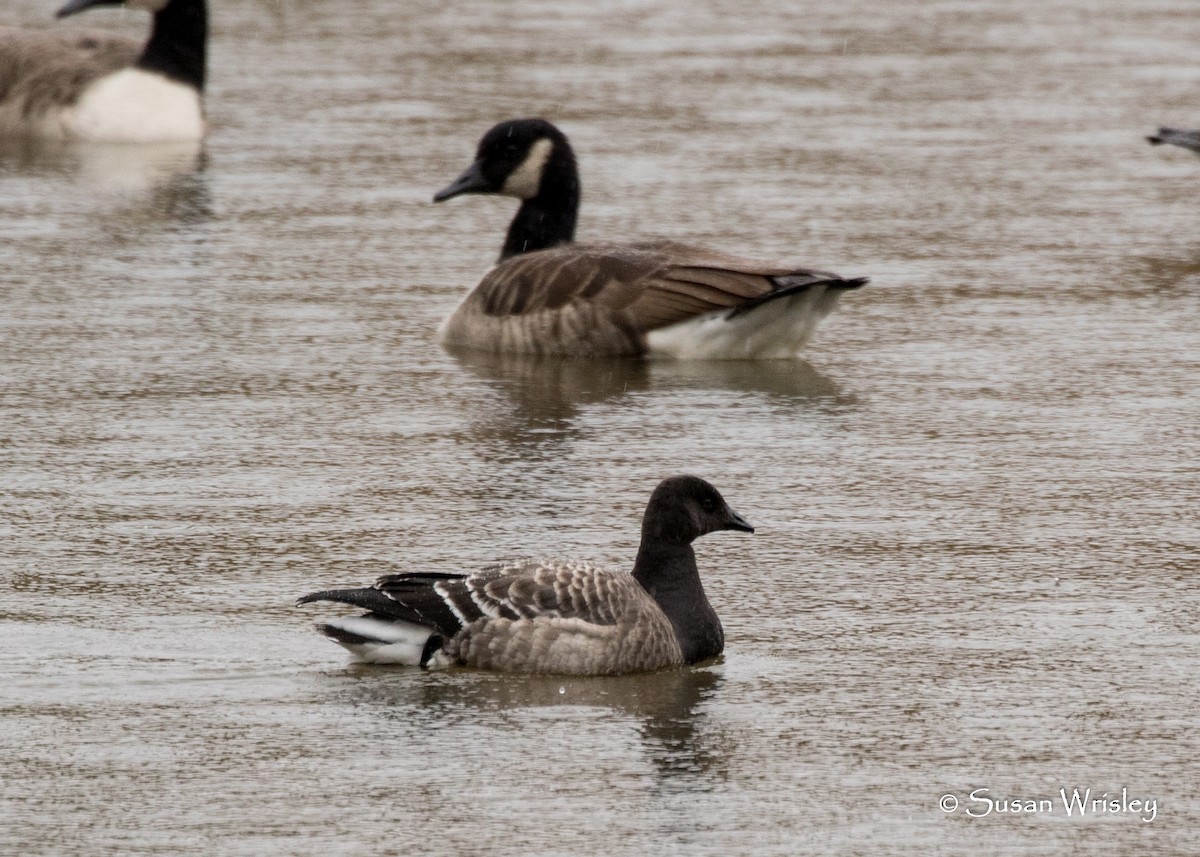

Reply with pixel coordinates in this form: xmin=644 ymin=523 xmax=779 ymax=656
xmin=967 ymin=787 xmax=1157 ymax=822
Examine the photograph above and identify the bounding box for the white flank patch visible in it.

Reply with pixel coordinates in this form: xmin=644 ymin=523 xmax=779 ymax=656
xmin=502 ymin=137 xmax=553 ymax=199
xmin=324 ymin=616 xmax=434 ymax=666
xmin=64 ymin=69 xmax=204 ymax=143
xmin=646 ymin=286 xmax=846 ymax=359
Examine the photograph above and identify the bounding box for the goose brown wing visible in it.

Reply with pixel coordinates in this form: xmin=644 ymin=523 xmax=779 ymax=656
xmin=469 ymin=240 xmax=850 ymax=332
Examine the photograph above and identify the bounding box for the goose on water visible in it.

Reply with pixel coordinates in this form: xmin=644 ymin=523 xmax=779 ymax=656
xmin=432 ymin=118 xmax=869 ymax=359
xmin=0 ymin=0 xmax=206 ymax=142
xmin=298 ymin=476 xmax=754 ymax=676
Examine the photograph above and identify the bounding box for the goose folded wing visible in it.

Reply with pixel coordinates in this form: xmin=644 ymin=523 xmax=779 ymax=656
xmin=613 ymin=243 xmax=848 ymax=331
xmin=375 ymin=559 xmax=628 ymax=632
xmin=472 ymin=240 xmax=846 ymax=332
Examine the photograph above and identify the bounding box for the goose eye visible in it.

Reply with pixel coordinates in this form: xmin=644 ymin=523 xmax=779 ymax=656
xmin=700 ymin=497 xmax=716 ymax=512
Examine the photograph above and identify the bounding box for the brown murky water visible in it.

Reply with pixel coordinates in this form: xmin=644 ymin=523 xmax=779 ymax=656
xmin=2 ymin=0 xmax=1198 ymax=854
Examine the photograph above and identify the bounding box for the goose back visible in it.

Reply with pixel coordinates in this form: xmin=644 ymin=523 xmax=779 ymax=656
xmin=438 ymin=238 xmax=864 ymax=357
xmin=306 ymin=559 xmax=685 ymax=675
xmin=430 ymin=560 xmax=684 ymax=674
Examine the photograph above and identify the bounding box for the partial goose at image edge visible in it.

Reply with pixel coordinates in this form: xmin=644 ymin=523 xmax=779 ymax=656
xmin=1146 ymin=127 xmax=1200 ymax=155
xmin=0 ymin=0 xmax=206 ymax=143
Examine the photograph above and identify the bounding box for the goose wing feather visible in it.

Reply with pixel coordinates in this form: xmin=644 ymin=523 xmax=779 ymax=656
xmin=469 ymin=239 xmax=848 ymax=332
xmin=375 ymin=559 xmax=633 ymax=631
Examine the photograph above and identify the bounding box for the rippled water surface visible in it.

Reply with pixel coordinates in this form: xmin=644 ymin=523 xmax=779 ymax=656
xmin=2 ymin=0 xmax=1198 ymax=854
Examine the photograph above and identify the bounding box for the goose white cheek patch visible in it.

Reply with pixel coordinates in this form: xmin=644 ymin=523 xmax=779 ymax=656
xmin=502 ymin=137 xmax=553 ymax=198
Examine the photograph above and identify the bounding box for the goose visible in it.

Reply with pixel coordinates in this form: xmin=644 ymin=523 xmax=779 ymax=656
xmin=1146 ymin=127 xmax=1200 ymax=155
xmin=297 ymin=475 xmax=754 ymax=675
xmin=431 ymin=118 xmax=869 ymax=359
xmin=0 ymin=0 xmax=205 ymax=142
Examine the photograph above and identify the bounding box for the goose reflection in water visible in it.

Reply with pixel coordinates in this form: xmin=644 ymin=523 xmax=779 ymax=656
xmin=321 ymin=665 xmax=731 ymax=784
xmin=0 ymin=137 xmax=210 ymax=225
xmin=450 ymin=347 xmax=858 ymax=441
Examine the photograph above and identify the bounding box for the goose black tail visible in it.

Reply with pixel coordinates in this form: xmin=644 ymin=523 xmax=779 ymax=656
xmin=296 ymin=587 xmax=398 ymax=614
xmin=726 ymin=275 xmax=869 ymax=320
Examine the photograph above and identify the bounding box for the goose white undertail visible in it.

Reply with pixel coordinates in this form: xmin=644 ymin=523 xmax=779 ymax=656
xmin=319 ymin=615 xmax=449 ymax=666
xmin=646 ymin=284 xmax=848 ymax=359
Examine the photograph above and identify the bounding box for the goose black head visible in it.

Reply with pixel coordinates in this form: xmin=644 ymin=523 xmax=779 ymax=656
xmin=434 ymin=118 xmax=575 ymax=203
xmin=641 ymin=475 xmax=754 ymax=545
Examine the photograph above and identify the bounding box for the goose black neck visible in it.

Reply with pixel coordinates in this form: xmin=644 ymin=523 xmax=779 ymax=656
xmin=632 ymin=541 xmax=724 ymax=664
xmin=137 ymin=0 xmax=207 ymax=91
xmin=499 ymin=152 xmax=579 ymax=260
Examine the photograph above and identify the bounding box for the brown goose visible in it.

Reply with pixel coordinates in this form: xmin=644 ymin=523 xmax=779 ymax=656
xmin=432 ymin=118 xmax=868 ymax=358
xmin=1147 ymin=127 xmax=1200 ymax=155
xmin=0 ymin=0 xmax=205 ymax=141
xmin=297 ymin=476 xmax=754 ymax=675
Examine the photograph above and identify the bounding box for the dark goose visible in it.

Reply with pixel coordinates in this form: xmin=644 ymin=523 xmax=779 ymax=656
xmin=298 ymin=476 xmax=754 ymax=676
